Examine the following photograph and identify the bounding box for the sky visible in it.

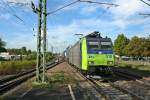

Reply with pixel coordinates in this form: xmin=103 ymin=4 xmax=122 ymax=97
xmin=0 ymin=0 xmax=150 ymax=52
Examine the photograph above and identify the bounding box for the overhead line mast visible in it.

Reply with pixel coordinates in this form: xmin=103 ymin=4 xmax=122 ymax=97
xmin=31 ymin=0 xmax=43 ymax=82
xmin=42 ymin=0 xmax=47 ymax=82
xmin=31 ymin=0 xmax=48 ymax=83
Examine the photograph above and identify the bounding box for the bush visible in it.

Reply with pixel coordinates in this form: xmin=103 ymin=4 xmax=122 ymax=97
xmin=0 ymin=60 xmax=36 ymax=75
xmin=25 ymin=53 xmax=36 ymax=60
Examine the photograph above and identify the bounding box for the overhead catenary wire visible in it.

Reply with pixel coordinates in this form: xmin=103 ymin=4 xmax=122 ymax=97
xmin=5 ymin=1 xmax=30 ymax=7
xmin=0 ymin=0 xmax=26 ymax=24
xmin=139 ymin=13 xmax=150 ymax=16
xmin=0 ymin=0 xmax=36 ymax=36
xmin=47 ymin=0 xmax=119 ymax=16
xmin=139 ymin=13 xmax=150 ymax=18
xmin=140 ymin=0 xmax=150 ymax=6
xmin=140 ymin=0 xmax=150 ymax=17
xmin=47 ymin=0 xmax=79 ymax=15
xmin=78 ymin=0 xmax=119 ymax=7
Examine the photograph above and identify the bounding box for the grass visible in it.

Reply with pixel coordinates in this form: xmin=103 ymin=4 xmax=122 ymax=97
xmin=0 ymin=60 xmax=36 ymax=75
xmin=32 ymin=71 xmax=76 ymax=89
xmin=116 ymin=62 xmax=150 ymax=77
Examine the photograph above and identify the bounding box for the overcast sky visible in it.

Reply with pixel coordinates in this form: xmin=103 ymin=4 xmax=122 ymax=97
xmin=0 ymin=0 xmax=149 ymax=52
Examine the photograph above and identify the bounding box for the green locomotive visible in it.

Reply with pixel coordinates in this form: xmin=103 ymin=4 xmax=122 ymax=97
xmin=66 ymin=32 xmax=115 ymax=75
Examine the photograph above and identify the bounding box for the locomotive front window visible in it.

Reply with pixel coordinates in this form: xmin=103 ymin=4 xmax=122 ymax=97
xmin=100 ymin=42 xmax=112 ymax=50
xmin=88 ymin=41 xmax=99 ymax=50
xmin=88 ymin=41 xmax=113 ymax=50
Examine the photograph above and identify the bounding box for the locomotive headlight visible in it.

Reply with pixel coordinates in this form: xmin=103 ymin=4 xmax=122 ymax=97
xmin=107 ymin=61 xmax=113 ymax=64
xmin=88 ymin=61 xmax=94 ymax=65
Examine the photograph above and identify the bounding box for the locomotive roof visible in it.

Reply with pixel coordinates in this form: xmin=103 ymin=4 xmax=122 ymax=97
xmin=85 ymin=31 xmax=111 ymax=41
xmin=87 ymin=37 xmax=111 ymax=41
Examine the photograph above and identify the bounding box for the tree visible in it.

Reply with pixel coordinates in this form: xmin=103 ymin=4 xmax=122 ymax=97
xmin=7 ymin=48 xmax=21 ymax=55
xmin=27 ymin=49 xmax=32 ymax=55
xmin=114 ymin=34 xmax=129 ymax=56
xmin=0 ymin=38 xmax=6 ymax=53
xmin=25 ymin=51 xmax=36 ymax=60
xmin=21 ymin=46 xmax=27 ymax=55
xmin=125 ymin=36 xmax=144 ymax=58
xmin=142 ymin=37 xmax=150 ymax=57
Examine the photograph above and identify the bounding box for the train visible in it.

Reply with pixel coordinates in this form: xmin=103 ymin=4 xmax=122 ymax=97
xmin=65 ymin=31 xmax=115 ymax=75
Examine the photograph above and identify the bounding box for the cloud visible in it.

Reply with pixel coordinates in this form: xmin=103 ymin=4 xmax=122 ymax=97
xmin=6 ymin=33 xmax=36 ymax=50
xmin=77 ymin=0 xmax=149 ymax=30
xmin=46 ymin=18 xmax=120 ymax=50
xmin=1 ymin=0 xmax=150 ymax=52
xmin=105 ymin=0 xmax=150 ymax=30
xmin=46 ymin=15 xmax=150 ymax=51
xmin=4 ymin=16 xmax=146 ymax=51
xmin=110 ymin=0 xmax=142 ymax=19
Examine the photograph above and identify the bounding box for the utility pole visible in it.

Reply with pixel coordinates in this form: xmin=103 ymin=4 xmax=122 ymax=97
xmin=36 ymin=0 xmax=42 ymax=82
xmin=31 ymin=0 xmax=43 ymax=82
xmin=32 ymin=0 xmax=48 ymax=83
xmin=42 ymin=0 xmax=47 ymax=83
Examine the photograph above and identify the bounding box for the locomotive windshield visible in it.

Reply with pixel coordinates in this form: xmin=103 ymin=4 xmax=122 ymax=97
xmin=100 ymin=42 xmax=112 ymax=50
xmin=87 ymin=40 xmax=112 ymax=50
xmin=88 ymin=41 xmax=99 ymax=50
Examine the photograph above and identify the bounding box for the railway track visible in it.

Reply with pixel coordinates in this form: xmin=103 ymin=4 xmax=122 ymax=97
xmin=0 ymin=61 xmax=60 ymax=95
xmin=113 ymin=67 xmax=150 ymax=86
xmin=70 ymin=64 xmax=136 ymax=100
xmin=90 ymin=79 xmax=133 ymax=100
xmin=112 ymin=68 xmax=150 ymax=100
xmin=90 ymin=70 xmax=149 ymax=100
xmin=113 ymin=68 xmax=142 ymax=80
xmin=71 ymin=64 xmax=150 ymax=100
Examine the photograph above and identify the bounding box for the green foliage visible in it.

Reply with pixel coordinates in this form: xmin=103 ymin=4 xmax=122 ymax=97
xmin=7 ymin=47 xmax=32 ymax=55
xmin=25 ymin=51 xmax=36 ymax=60
xmin=142 ymin=37 xmax=150 ymax=57
xmin=114 ymin=34 xmax=150 ymax=58
xmin=46 ymin=52 xmax=53 ymax=62
xmin=7 ymin=48 xmax=22 ymax=55
xmin=27 ymin=49 xmax=32 ymax=54
xmin=125 ymin=36 xmax=143 ymax=57
xmin=32 ymin=71 xmax=76 ymax=89
xmin=24 ymin=51 xmax=53 ymax=61
xmin=0 ymin=38 xmax=6 ymax=53
xmin=0 ymin=38 xmax=5 ymax=48
xmin=0 ymin=47 xmax=6 ymax=53
xmin=32 ymin=71 xmax=65 ymax=89
xmin=0 ymin=60 xmax=36 ymax=75
xmin=124 ymin=36 xmax=150 ymax=58
xmin=21 ymin=46 xmax=27 ymax=55
xmin=114 ymin=34 xmax=129 ymax=56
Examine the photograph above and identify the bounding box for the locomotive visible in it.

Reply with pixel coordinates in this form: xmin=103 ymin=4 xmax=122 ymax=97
xmin=66 ymin=31 xmax=115 ymax=75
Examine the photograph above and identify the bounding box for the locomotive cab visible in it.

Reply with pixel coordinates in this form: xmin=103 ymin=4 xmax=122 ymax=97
xmin=85 ymin=32 xmax=115 ymax=75
xmin=87 ymin=38 xmax=114 ymax=66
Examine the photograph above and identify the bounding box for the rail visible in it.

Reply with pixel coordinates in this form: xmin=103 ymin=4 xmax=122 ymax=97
xmin=0 ymin=60 xmax=62 ymax=95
